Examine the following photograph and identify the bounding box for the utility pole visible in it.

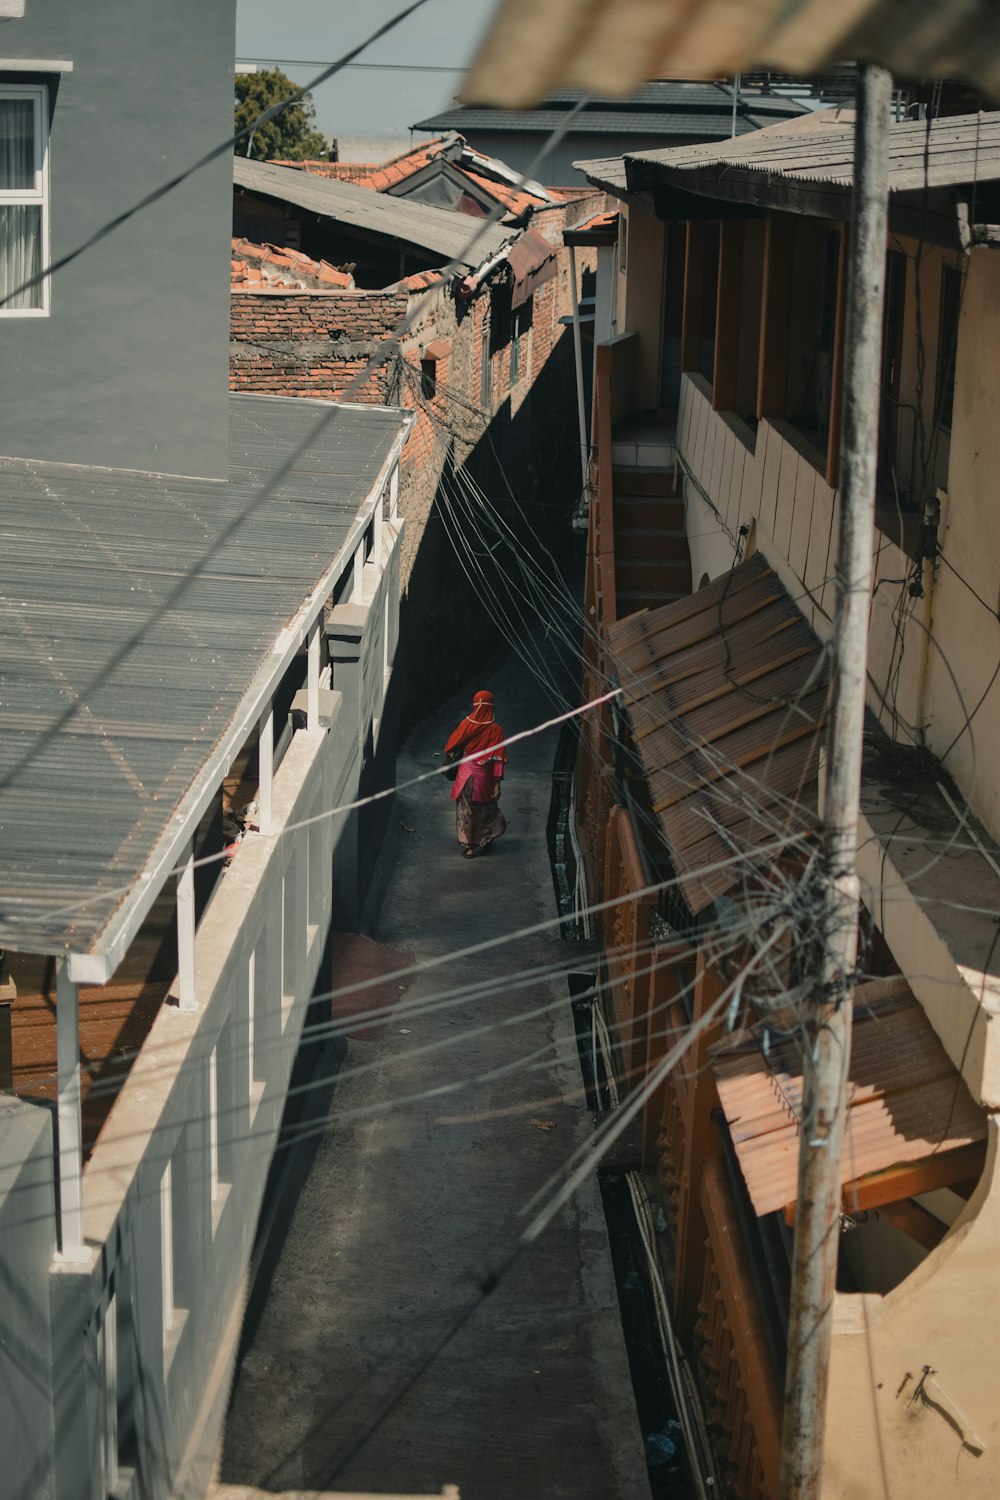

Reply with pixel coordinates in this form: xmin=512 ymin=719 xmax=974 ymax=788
xmin=779 ymin=62 xmax=893 ymax=1500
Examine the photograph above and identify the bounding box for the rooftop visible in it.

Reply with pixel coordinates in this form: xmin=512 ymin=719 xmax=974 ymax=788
xmin=413 ymin=81 xmax=812 ymax=138
xmin=624 ymin=110 xmax=1000 ymax=195
xmin=462 ymin=0 xmax=999 ymax=107
xmin=0 ymin=395 xmax=409 ymax=961
xmin=234 ymin=158 xmax=512 ymax=270
xmin=279 ymin=136 xmax=552 ymax=222
xmin=607 ymin=552 xmax=827 ymax=915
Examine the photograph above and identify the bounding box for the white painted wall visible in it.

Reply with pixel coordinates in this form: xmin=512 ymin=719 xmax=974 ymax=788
xmin=34 ymin=505 xmax=403 ymax=1500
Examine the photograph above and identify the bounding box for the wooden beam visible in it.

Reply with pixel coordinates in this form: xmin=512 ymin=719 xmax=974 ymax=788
xmin=680 ymin=220 xmax=705 ymax=373
xmin=712 ymin=220 xmax=744 ymax=412
xmin=876 ymin=1198 xmax=948 ymax=1250
xmin=756 ymin=214 xmax=795 ymax=420
xmin=652 ymin=185 xmax=764 ymax=223
xmin=825 ymin=224 xmax=848 ymax=489
xmin=783 ymin=1139 xmax=987 ymax=1222
xmin=645 ymin=168 xmax=964 ymax=249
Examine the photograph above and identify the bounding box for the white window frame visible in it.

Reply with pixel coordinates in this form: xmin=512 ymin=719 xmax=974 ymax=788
xmin=0 ymin=82 xmax=49 ymax=317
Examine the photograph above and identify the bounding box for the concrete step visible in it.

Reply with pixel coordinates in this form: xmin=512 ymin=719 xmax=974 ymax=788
xmin=617 ymin=588 xmax=691 ymax=617
xmin=615 ymin=529 xmax=690 ymax=562
xmin=611 ymin=467 xmax=674 ymax=496
xmin=616 ymin=558 xmax=692 ymax=595
xmin=614 ymin=498 xmax=685 ymax=530
xmin=611 ymin=433 xmax=676 ymax=469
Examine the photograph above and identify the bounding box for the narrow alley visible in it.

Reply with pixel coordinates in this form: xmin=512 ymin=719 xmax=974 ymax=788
xmin=218 ymin=650 xmax=648 ymax=1499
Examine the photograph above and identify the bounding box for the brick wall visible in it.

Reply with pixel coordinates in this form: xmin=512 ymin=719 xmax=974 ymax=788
xmin=229 ymin=199 xmax=601 ymax=729
xmin=230 ymin=290 xmax=407 ymax=402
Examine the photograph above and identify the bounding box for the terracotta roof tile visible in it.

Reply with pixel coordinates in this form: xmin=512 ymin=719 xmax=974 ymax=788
xmin=230 ymin=237 xmax=355 ymax=290
xmin=460 ymin=168 xmax=543 ymax=217
xmin=574 ymin=208 xmax=619 ymax=233
xmin=395 ymin=268 xmax=449 ymax=291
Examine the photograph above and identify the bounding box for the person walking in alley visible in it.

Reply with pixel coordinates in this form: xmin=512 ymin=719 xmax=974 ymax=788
xmin=443 ymin=690 xmax=508 ymax=857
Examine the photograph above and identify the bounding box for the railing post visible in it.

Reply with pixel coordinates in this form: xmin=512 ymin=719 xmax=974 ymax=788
xmin=258 ymin=702 xmax=273 ymax=836
xmin=177 ymin=842 xmax=196 ymax=1012
xmin=56 ymin=958 xmax=87 ymax=1261
xmin=307 ymin=620 xmax=321 ymax=733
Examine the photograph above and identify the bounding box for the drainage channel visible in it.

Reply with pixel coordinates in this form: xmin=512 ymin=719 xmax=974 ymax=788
xmin=569 ymin=975 xmax=695 ymax=1500
xmin=548 ymin=724 xmax=697 ymax=1500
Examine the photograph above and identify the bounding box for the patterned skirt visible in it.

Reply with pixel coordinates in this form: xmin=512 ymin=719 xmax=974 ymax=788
xmin=456 ymin=782 xmax=507 ymax=850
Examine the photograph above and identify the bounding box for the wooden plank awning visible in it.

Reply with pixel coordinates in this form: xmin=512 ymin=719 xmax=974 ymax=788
xmin=709 ymin=978 xmax=989 ymax=1218
xmin=605 ymin=552 xmax=828 ymax=913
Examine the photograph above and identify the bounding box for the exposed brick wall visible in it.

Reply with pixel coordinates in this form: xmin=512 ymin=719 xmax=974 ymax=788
xmin=230 ymin=290 xmax=408 ymax=401
xmin=229 ymin=199 xmax=602 ymax=731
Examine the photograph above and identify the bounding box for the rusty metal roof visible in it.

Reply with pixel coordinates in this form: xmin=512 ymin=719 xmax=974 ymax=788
xmin=711 ymin=977 xmax=989 ymax=1217
xmin=606 ymin=553 xmax=828 ymax=914
xmin=507 ymin=226 xmax=559 ymax=307
xmin=463 ymin=1 xmax=1000 ymax=108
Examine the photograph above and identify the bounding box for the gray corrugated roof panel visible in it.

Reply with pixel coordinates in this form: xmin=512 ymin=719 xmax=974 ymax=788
xmin=413 ymin=82 xmax=812 ymax=132
xmin=0 ymin=395 xmax=409 ymax=959
xmin=413 ymin=106 xmax=808 ymax=137
xmin=234 ymin=158 xmax=511 ymax=269
xmin=575 ymin=155 xmax=630 ymax=192
xmin=627 ymin=112 xmax=1000 ymax=195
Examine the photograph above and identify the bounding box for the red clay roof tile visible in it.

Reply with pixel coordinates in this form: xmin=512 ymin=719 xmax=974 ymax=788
xmin=230 ymin=237 xmax=355 ymax=290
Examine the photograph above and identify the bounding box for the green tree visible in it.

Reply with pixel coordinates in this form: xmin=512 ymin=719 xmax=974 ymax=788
xmin=235 ymin=68 xmax=329 ymax=162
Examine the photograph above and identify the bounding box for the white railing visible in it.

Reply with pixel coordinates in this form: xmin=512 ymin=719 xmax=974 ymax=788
xmin=45 ymin=503 xmax=402 ymax=1500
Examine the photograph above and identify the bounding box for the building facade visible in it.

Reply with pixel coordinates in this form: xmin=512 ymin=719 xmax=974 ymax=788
xmin=0 ymin=8 xmax=410 ymax=1499
xmin=573 ymin=113 xmax=1000 ymax=1499
xmin=229 ymin=156 xmax=602 ymax=725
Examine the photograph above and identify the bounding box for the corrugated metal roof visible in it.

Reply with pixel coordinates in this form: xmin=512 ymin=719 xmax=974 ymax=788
xmin=412 ymin=106 xmax=809 ymax=139
xmin=507 ymin=226 xmax=559 ymax=306
xmin=233 ymin=158 xmax=512 ymax=270
xmin=711 ymin=979 xmax=989 ymax=1217
xmin=0 ymin=395 xmax=409 ymax=958
xmin=606 ymin=553 xmax=828 ymax=915
xmin=573 ymin=154 xmax=630 ymax=192
xmin=626 ymin=110 xmax=1000 ymax=194
xmin=463 ymin=0 xmax=1000 ymax=108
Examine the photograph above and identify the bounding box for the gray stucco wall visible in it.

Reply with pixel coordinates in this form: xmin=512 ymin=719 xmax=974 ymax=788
xmin=0 ymin=0 xmax=236 ymax=477
xmin=0 ymin=1097 xmax=57 ymax=1500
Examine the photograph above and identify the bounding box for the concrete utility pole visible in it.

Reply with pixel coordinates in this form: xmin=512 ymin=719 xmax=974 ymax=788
xmin=779 ymin=62 xmax=893 ymax=1500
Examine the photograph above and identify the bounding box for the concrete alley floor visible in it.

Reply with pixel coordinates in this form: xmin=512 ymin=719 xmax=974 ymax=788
xmin=218 ymin=652 xmax=648 ymax=1499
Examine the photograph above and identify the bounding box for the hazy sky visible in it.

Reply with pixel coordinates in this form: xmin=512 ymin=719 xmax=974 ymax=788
xmin=235 ymin=0 xmax=499 ymax=144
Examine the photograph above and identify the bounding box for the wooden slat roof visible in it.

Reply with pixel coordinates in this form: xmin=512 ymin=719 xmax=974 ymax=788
xmin=464 ymin=1 xmax=1000 ymax=109
xmin=710 ymin=978 xmax=989 ymax=1217
xmin=625 ymin=111 xmax=1000 ymax=195
xmin=606 ymin=553 xmax=828 ymax=914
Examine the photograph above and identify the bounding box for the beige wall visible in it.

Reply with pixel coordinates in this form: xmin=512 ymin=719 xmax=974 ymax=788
xmin=923 ymin=249 xmax=1000 ymax=832
xmin=619 ymin=198 xmax=665 ymax=402
xmin=824 ymin=1125 xmax=1000 ymax=1500
xmin=677 ymin=366 xmax=1000 ymax=1500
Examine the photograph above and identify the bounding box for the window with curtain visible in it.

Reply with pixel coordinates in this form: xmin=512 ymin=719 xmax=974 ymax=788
xmin=0 ymin=86 xmax=46 ymax=313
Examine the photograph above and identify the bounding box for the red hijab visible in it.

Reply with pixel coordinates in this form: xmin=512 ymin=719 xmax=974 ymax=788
xmin=444 ymin=690 xmax=508 ymax=766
